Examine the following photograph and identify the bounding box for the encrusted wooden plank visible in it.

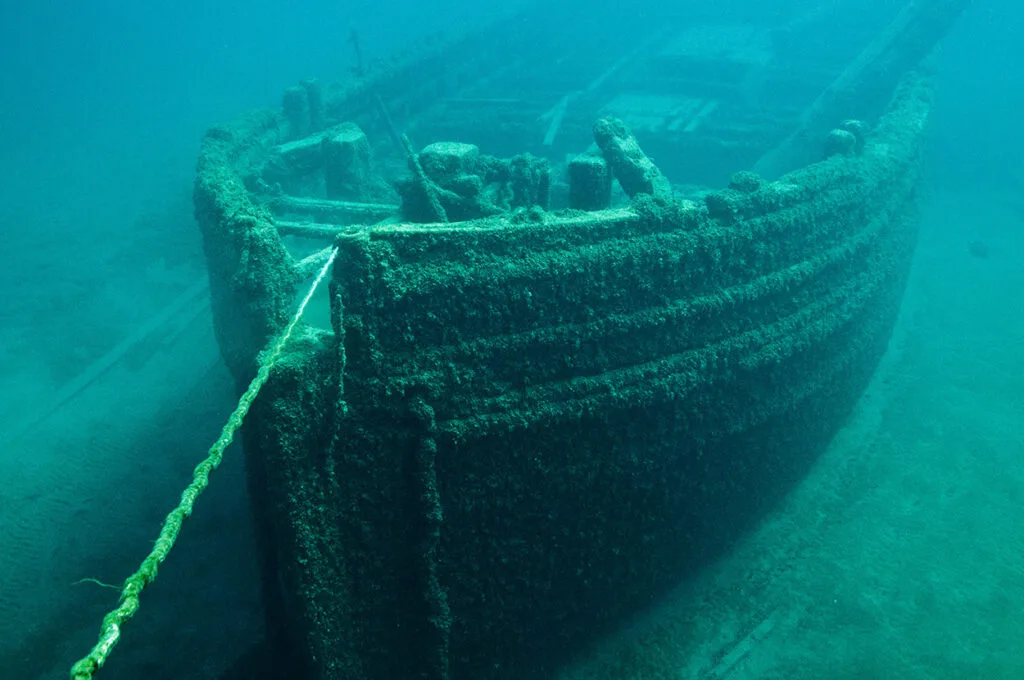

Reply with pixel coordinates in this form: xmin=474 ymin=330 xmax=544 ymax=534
xmin=704 ymin=608 xmax=782 ymax=679
xmin=268 ymin=195 xmax=398 ymax=223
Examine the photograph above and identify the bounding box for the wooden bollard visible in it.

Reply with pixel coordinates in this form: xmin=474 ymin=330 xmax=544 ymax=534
xmin=568 ymin=153 xmax=611 ymax=211
xmin=323 ymin=123 xmax=374 ymax=201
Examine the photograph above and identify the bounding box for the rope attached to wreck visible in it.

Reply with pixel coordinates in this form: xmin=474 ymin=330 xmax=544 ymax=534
xmin=69 ymin=247 xmax=339 ymax=680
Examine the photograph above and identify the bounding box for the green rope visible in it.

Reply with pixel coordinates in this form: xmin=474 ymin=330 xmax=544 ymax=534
xmin=70 ymin=247 xmax=338 ymax=680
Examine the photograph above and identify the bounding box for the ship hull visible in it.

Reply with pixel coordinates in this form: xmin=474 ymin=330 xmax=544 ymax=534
xmin=232 ymin=72 xmax=927 ymax=678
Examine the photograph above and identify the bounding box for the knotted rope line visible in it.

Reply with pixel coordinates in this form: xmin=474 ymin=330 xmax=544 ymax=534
xmin=70 ymin=247 xmax=338 ymax=680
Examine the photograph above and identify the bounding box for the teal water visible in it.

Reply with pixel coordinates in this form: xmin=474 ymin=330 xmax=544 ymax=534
xmin=0 ymin=1 xmax=1021 ymax=678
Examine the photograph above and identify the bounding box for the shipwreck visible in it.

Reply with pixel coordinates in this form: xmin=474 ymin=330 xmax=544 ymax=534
xmin=188 ymin=0 xmax=971 ymax=677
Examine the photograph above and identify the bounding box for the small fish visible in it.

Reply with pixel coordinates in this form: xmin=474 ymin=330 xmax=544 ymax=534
xmin=967 ymin=239 xmax=990 ymax=259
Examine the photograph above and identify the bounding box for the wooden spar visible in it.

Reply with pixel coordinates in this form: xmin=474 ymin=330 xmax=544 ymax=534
xmin=268 ymin=195 xmax=398 ymax=223
xmin=754 ymin=0 xmax=974 ymax=178
xmin=401 ymin=133 xmax=450 ymax=223
xmin=274 ymin=220 xmax=354 ymax=240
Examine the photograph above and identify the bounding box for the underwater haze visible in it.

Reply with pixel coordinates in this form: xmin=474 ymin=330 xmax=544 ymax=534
xmin=0 ymin=0 xmax=1022 ymax=678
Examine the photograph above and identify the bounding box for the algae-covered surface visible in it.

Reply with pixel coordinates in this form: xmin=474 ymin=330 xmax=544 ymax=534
xmin=558 ymin=189 xmax=1024 ymax=679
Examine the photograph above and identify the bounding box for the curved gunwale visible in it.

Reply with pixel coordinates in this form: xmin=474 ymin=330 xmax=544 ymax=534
xmin=326 ymin=76 xmax=927 ymax=421
xmin=195 ymin=68 xmax=929 ymax=383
